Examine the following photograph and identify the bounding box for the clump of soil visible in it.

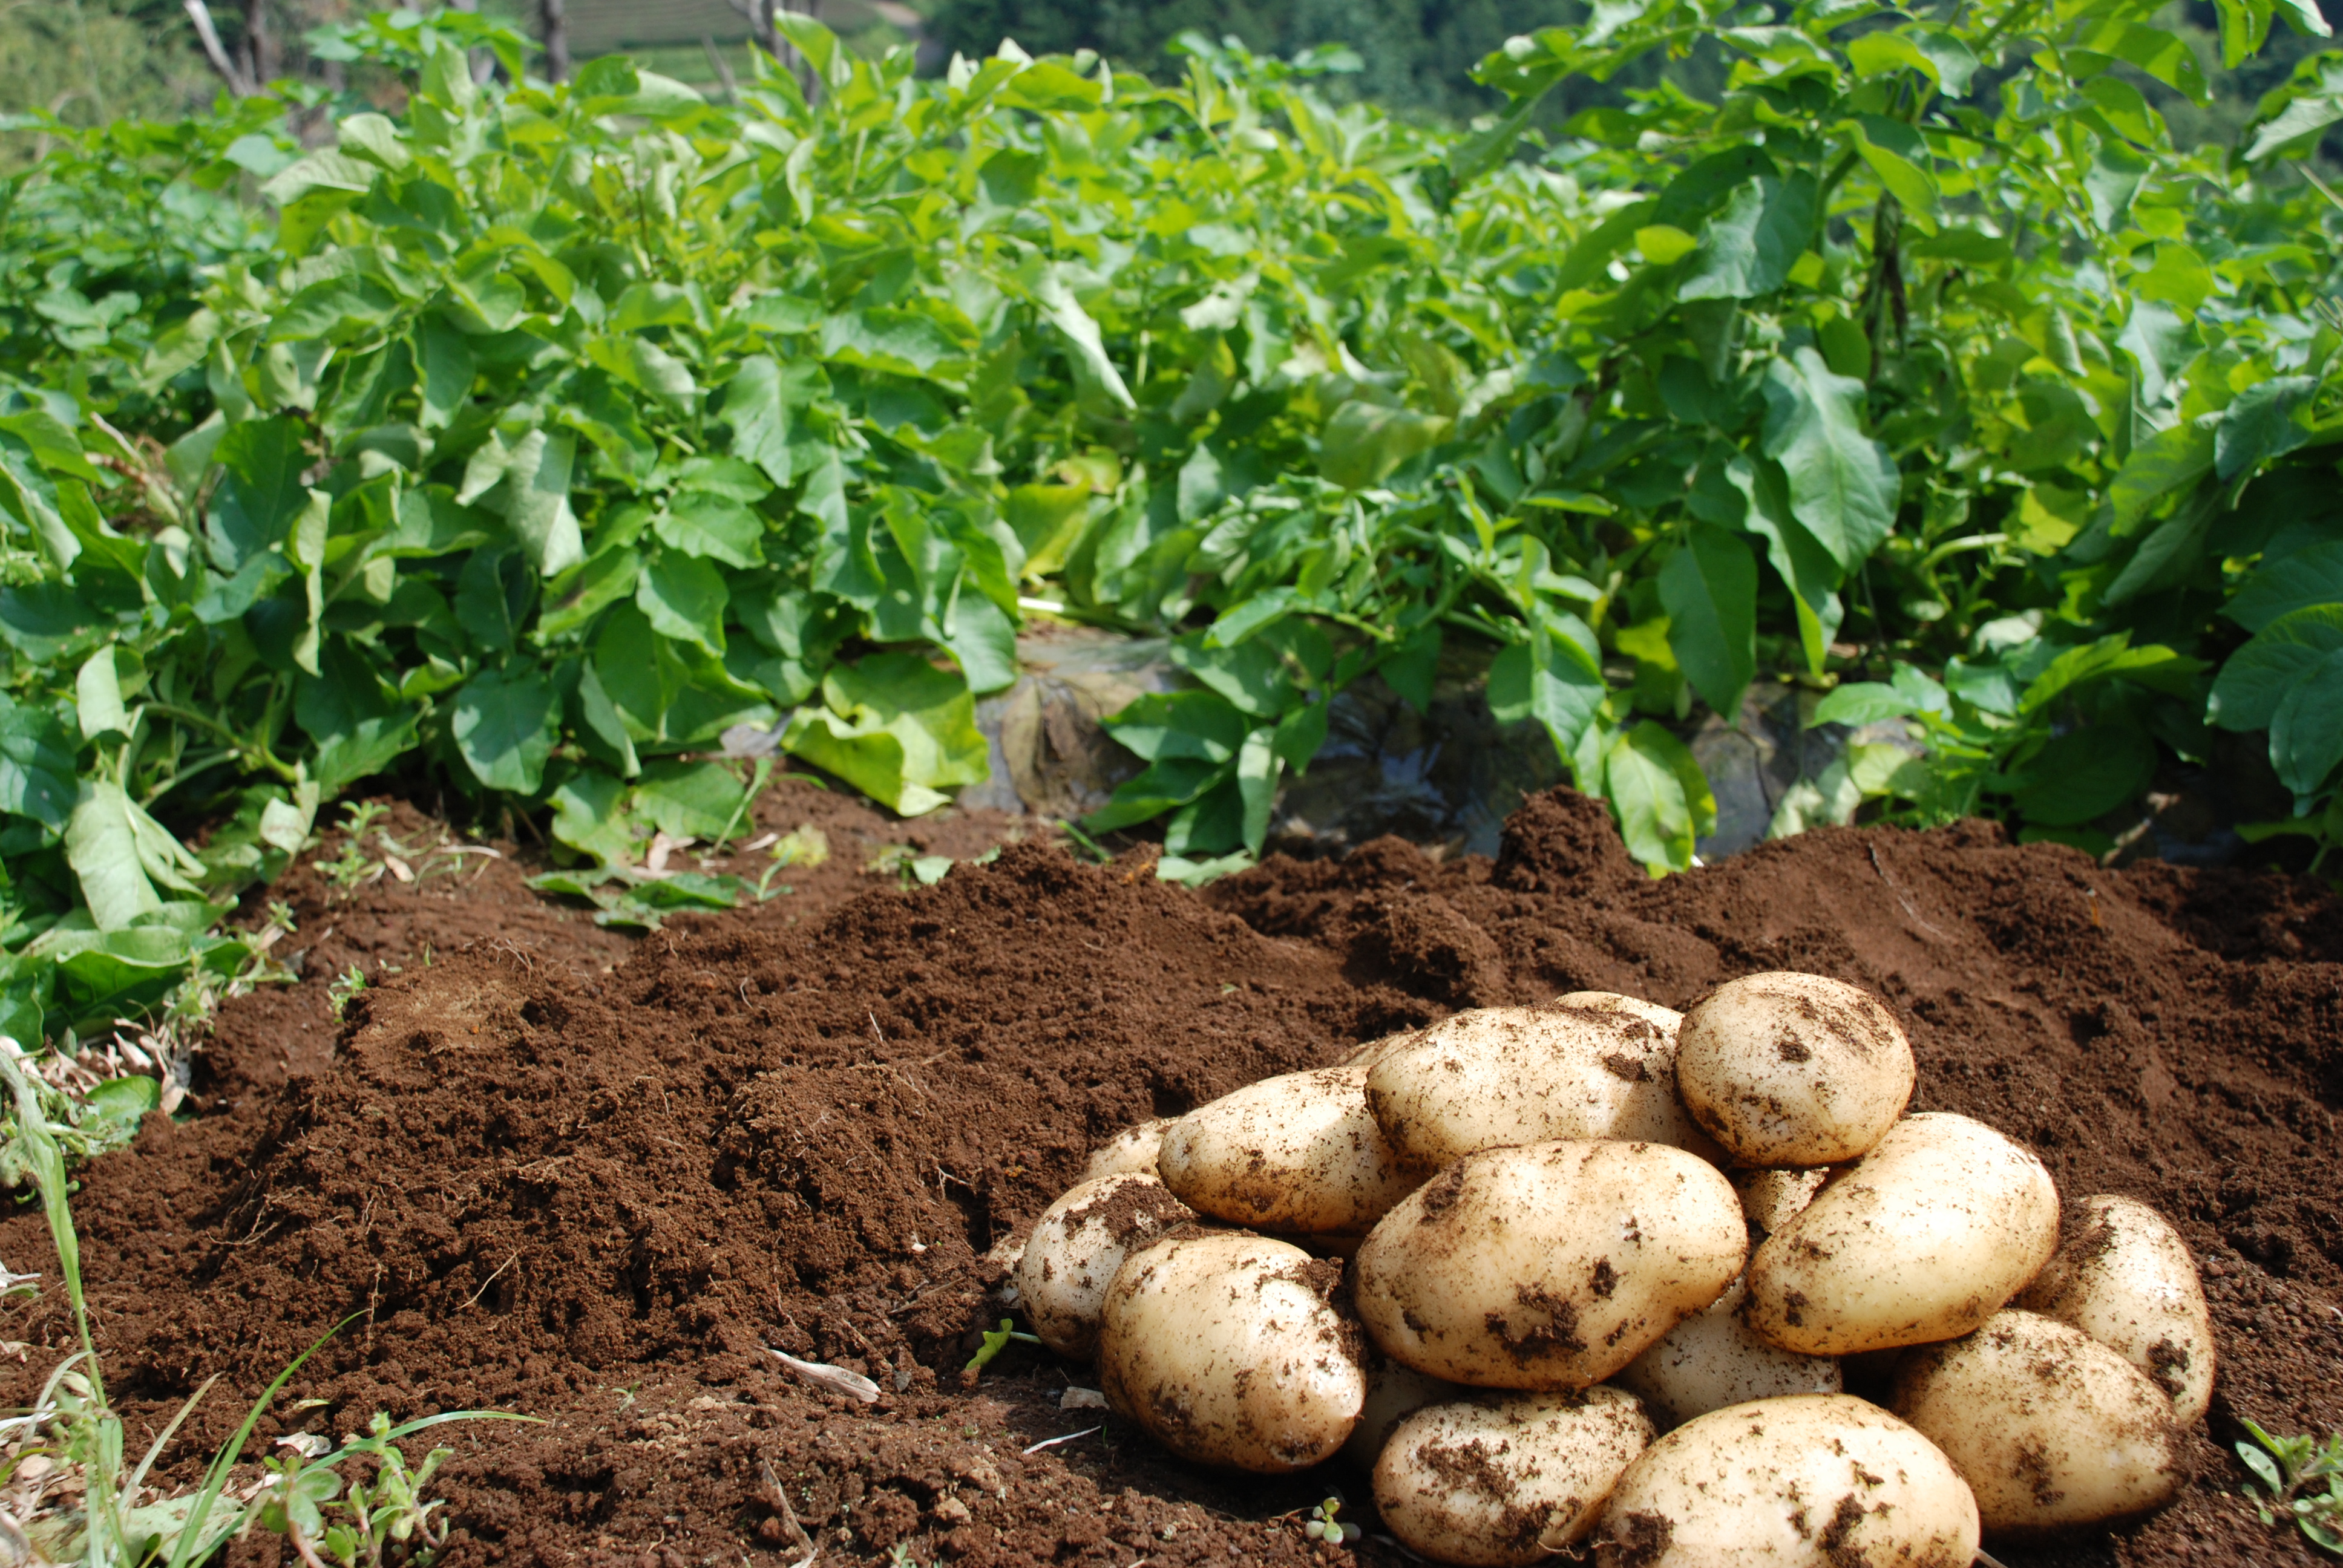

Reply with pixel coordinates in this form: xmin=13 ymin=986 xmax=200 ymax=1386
xmin=4 ymin=787 xmax=2339 ymax=1568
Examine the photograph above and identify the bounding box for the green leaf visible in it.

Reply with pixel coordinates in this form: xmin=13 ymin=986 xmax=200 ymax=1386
xmin=1726 ymin=455 xmax=1842 ymax=676
xmin=2212 ymin=605 xmax=2343 ymax=731
xmin=84 ymin=1073 xmax=161 ymax=1136
xmin=724 ymin=355 xmax=819 ymax=488
xmin=1489 ymin=622 xmax=1605 ymax=762
xmin=452 ymin=665 xmax=561 ymax=795
xmin=636 ymin=550 xmax=729 ymax=656
xmin=1812 ymin=683 xmax=1922 ymax=726
xmin=75 ymin=645 xmax=128 ymax=740
xmin=1032 ymin=268 xmax=1134 ymax=410
xmin=549 ymin=769 xmax=636 ymax=865
xmin=2247 ymin=92 xmax=2343 ymax=160
xmin=1320 ymin=401 xmax=1451 ymax=489
xmin=2084 ymin=142 xmax=2150 ymax=232
xmin=784 ymin=653 xmax=987 ymax=816
xmin=1658 ymin=526 xmax=1757 ymax=718
xmin=819 ymin=310 xmax=966 ymax=381
xmin=66 ymin=780 xmax=162 ymax=930
xmin=1237 ymin=726 xmax=1280 ymax=854
xmin=632 ymin=760 xmax=747 ymax=840
xmin=2075 ymin=20 xmax=2208 ymax=102
xmin=653 ymin=492 xmax=764 ymax=569
xmin=1604 ymin=722 xmax=1714 ymax=874
xmin=2226 ymin=541 xmax=2343 ymax=633
xmin=1760 ymin=348 xmax=1899 ymax=572
xmin=2270 ymin=650 xmax=2343 ymax=798
xmin=2010 ymin=726 xmax=2155 ymax=826
xmin=502 ymin=428 xmax=583 ymax=577
xmin=417 ymin=316 xmax=475 ymax=430
xmin=0 ymin=702 xmax=76 ymax=827
xmin=0 ymin=433 xmax=79 ymax=573
xmin=1679 ymin=174 xmax=1817 ymax=301
xmin=2109 ymin=419 xmax=2215 ymax=532
xmin=1850 ymin=122 xmax=1939 ymax=223
xmin=2217 ymin=377 xmax=2315 ymax=482
xmin=1104 ymin=691 xmax=1252 ymax=765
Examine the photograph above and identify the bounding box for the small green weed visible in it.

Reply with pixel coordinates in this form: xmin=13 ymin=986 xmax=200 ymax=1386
xmin=318 ymin=803 xmax=393 ymax=891
xmin=327 ymin=967 xmax=368 ymax=1019
xmin=2238 ymin=1418 xmax=2343 ymax=1555
xmin=962 ymin=1318 xmax=1040 ymax=1378
xmin=1303 ymin=1495 xmax=1362 ymax=1546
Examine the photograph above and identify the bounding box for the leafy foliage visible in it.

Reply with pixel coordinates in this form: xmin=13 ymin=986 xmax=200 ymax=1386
xmin=2238 ymin=1417 xmax=2343 ymax=1555
xmin=1 ymin=0 xmax=2342 ymax=1054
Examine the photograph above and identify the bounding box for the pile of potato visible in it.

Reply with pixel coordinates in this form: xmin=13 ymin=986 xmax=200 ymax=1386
xmin=1009 ymin=973 xmax=2215 ymax=1567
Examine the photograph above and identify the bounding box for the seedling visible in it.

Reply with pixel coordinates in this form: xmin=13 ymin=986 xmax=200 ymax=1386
xmin=1303 ymin=1495 xmax=1362 ymax=1546
xmin=327 ymin=967 xmax=367 ymax=1019
xmin=318 ymin=802 xmax=391 ymax=891
xmin=963 ymin=1318 xmax=1041 ymax=1376
xmin=2238 ymin=1417 xmax=2343 ymax=1555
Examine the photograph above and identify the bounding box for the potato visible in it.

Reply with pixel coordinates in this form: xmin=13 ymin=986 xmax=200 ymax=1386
xmin=1374 ymin=1389 xmax=1656 ymax=1566
xmin=1158 ymin=1066 xmax=1416 ymax=1239
xmin=1731 ymin=1168 xmax=1827 ymax=1240
xmin=1892 ymin=1310 xmax=2183 ymax=1534
xmin=1342 ymin=1030 xmax=1423 ymax=1071
xmin=1365 ymin=1007 xmax=1723 ymax=1173
xmin=1081 ymin=1120 xmax=1173 ymax=1183
xmin=1343 ymin=1355 xmax=1466 ymax=1470
xmin=1553 ymin=991 xmax=1683 ymax=1034
xmin=1015 ymin=1174 xmax=1198 ymax=1358
xmin=1097 ymin=1230 xmax=1365 ymax=1472
xmin=1355 ymin=1140 xmax=1746 ymax=1390
xmin=1591 ymin=1393 xmax=1979 ymax=1567
xmin=2016 ymin=1194 xmax=2215 ymax=1423
xmin=1676 ymin=973 xmax=1914 ymax=1166
xmin=1611 ymin=1278 xmax=1841 ymax=1430
xmin=1745 ymin=1112 xmax=2059 ymax=1356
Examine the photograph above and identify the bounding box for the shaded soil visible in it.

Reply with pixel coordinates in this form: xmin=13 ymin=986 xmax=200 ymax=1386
xmin=4 ymin=786 xmax=2340 ymax=1568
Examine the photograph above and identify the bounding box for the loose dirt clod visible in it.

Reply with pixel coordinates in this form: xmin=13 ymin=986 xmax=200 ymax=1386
xmin=2 ymin=788 xmax=2339 ymax=1567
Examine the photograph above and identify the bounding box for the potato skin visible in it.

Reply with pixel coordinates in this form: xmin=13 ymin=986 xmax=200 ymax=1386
xmin=1552 ymin=991 xmax=1684 ymax=1033
xmin=1676 ymin=973 xmax=1914 ymax=1166
xmin=1354 ymin=1141 xmax=1746 ymax=1390
xmin=2016 ymin=1194 xmax=2215 ymax=1423
xmin=1159 ymin=1066 xmax=1417 ymax=1237
xmin=1081 ymin=1120 xmax=1174 ymax=1183
xmin=1374 ymin=1389 xmax=1656 ymax=1566
xmin=1731 ymin=1168 xmax=1827 ymax=1240
xmin=1342 ymin=1030 xmax=1424 ymax=1071
xmin=1097 ymin=1231 xmax=1366 ymax=1472
xmin=1746 ymin=1112 xmax=2059 ymax=1356
xmin=1365 ymin=1007 xmax=1723 ymax=1173
xmin=1015 ymin=1174 xmax=1198 ymax=1358
xmin=1892 ymin=1310 xmax=2183 ymax=1534
xmin=1591 ymin=1393 xmax=1979 ymax=1568
xmin=1611 ymin=1278 xmax=1841 ymax=1431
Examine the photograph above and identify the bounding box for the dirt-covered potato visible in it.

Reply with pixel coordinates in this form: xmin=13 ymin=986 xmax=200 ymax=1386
xmin=1342 ymin=1355 xmax=1466 ymax=1470
xmin=1553 ymin=991 xmax=1684 ymax=1033
xmin=1745 ymin=1112 xmax=2059 ymax=1356
xmin=1354 ymin=1141 xmax=1746 ymax=1390
xmin=1015 ymin=1174 xmax=1198 ymax=1357
xmin=1365 ymin=1007 xmax=1723 ymax=1173
xmin=1097 ymin=1231 xmax=1366 ymax=1472
xmin=2016 ymin=1194 xmax=2215 ymax=1423
xmin=1374 ymin=1389 xmax=1656 ymax=1566
xmin=1731 ymin=1168 xmax=1827 ymax=1239
xmin=1892 ymin=1310 xmax=2183 ymax=1534
xmin=1158 ymin=1066 xmax=1416 ymax=1239
xmin=1591 ymin=1394 xmax=1979 ymax=1567
xmin=1342 ymin=1030 xmax=1423 ymax=1070
xmin=1081 ymin=1120 xmax=1174 ymax=1183
xmin=1675 ymin=973 xmax=1915 ymax=1166
xmin=1611 ymin=1278 xmax=1841 ymax=1430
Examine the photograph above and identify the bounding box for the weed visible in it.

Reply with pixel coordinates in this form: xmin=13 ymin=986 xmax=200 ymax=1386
xmin=318 ymin=803 xmax=392 ymax=892
xmin=327 ymin=967 xmax=367 ymax=1019
xmin=2238 ymin=1419 xmax=2343 ymax=1555
xmin=1303 ymin=1495 xmax=1362 ymax=1546
xmin=962 ymin=1319 xmax=1040 ymax=1377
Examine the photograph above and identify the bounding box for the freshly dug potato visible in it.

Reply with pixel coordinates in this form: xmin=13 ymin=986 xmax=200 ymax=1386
xmin=1354 ymin=1141 xmax=1746 ymax=1390
xmin=1591 ymin=1393 xmax=1979 ymax=1567
xmin=1892 ymin=1310 xmax=2183 ymax=1534
xmin=2016 ymin=1194 xmax=2216 ymax=1423
xmin=1745 ymin=1112 xmax=2059 ymax=1356
xmin=1553 ymin=991 xmax=1683 ymax=1033
xmin=1158 ymin=1066 xmax=1416 ymax=1238
xmin=1097 ymin=1231 xmax=1366 ymax=1472
xmin=1342 ymin=1030 xmax=1423 ymax=1071
xmin=1081 ymin=1120 xmax=1174 ymax=1183
xmin=1365 ymin=1007 xmax=1723 ymax=1173
xmin=1342 ymin=1355 xmax=1466 ymax=1470
xmin=1676 ymin=973 xmax=1914 ymax=1166
xmin=1611 ymin=1278 xmax=1841 ymax=1430
xmin=1731 ymin=1168 xmax=1827 ymax=1239
xmin=1375 ymin=1389 xmax=1656 ymax=1566
xmin=1015 ymin=1174 xmax=1198 ymax=1358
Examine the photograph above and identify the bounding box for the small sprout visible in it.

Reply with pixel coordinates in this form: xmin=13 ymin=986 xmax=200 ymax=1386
xmin=963 ymin=1317 xmax=1043 ymax=1375
xmin=772 ymin=823 xmax=830 ymax=869
xmin=327 ymin=967 xmax=367 ymax=1018
xmin=2238 ymin=1418 xmax=2343 ymax=1555
xmin=1303 ymin=1495 xmax=1360 ymax=1546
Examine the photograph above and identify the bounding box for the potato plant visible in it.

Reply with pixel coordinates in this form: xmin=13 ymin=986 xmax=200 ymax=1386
xmin=0 ymin=0 xmax=2339 ymax=1054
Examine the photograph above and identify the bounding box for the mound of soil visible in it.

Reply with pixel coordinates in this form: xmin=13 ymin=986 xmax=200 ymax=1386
xmin=4 ymin=787 xmax=2339 ymax=1567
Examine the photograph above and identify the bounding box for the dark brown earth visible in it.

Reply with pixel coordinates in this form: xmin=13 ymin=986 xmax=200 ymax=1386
xmin=3 ymin=785 xmax=2339 ymax=1567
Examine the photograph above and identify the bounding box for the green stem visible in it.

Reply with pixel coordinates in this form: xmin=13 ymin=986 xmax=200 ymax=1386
xmin=144 ymin=704 xmax=300 ymax=783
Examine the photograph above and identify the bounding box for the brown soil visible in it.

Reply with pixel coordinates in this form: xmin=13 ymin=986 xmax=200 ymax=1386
xmin=4 ymin=786 xmax=2339 ymax=1568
